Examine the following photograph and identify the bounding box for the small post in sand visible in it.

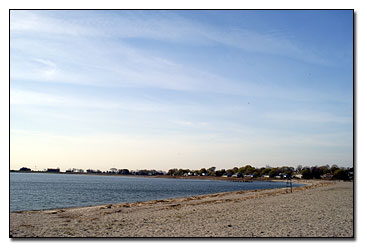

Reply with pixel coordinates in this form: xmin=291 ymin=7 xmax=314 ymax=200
xmin=286 ymin=174 xmax=292 ymax=193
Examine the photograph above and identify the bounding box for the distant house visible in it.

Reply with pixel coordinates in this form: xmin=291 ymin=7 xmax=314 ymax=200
xmin=118 ymin=169 xmax=130 ymax=175
xmin=232 ymin=173 xmax=243 ymax=178
xmin=321 ymin=174 xmax=333 ymax=179
xmin=262 ymin=175 xmax=270 ymax=178
xmin=19 ymin=167 xmax=31 ymax=172
xmin=47 ymin=168 xmax=60 ymax=173
xmin=293 ymin=174 xmax=302 ymax=179
xmin=347 ymin=169 xmax=353 ymax=180
xmin=244 ymin=174 xmax=254 ymax=178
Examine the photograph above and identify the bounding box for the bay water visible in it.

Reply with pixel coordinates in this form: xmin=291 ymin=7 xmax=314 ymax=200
xmin=10 ymin=172 xmax=301 ymax=212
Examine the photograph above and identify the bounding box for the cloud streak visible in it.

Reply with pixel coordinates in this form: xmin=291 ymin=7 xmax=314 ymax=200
xmin=10 ymin=10 xmax=338 ymax=109
xmin=10 ymin=88 xmax=170 ymax=112
xmin=11 ymin=10 xmax=328 ymax=64
xmin=265 ymin=111 xmax=352 ymax=125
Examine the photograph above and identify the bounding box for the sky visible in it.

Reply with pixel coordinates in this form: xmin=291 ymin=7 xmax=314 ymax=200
xmin=10 ymin=10 xmax=353 ymax=171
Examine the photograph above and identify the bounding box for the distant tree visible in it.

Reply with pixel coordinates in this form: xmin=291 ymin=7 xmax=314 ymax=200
xmin=181 ymin=169 xmax=190 ymax=175
xmin=215 ymin=169 xmax=225 ymax=177
xmin=247 ymin=167 xmax=256 ymax=175
xmin=207 ymin=171 xmax=215 ymax=176
xmin=283 ymin=169 xmax=293 ymax=177
xmin=280 ymin=166 xmax=293 ymax=175
xmin=301 ymin=168 xmax=312 ymax=179
xmin=208 ymin=167 xmax=215 ymax=176
xmin=252 ymin=169 xmax=260 ymax=178
xmin=225 ymin=169 xmax=233 ymax=176
xmin=269 ymin=168 xmax=279 ymax=178
xmin=232 ymin=167 xmax=239 ymax=174
xmin=261 ymin=168 xmax=271 ymax=176
xmin=236 ymin=172 xmax=244 ymax=178
xmin=239 ymin=165 xmax=255 ymax=175
xmin=333 ymin=169 xmax=349 ymax=180
xmin=110 ymin=168 xmax=118 ymax=173
xmin=208 ymin=167 xmax=216 ymax=173
xmin=238 ymin=167 xmax=246 ymax=174
xmin=318 ymin=165 xmax=330 ymax=175
xmin=168 ymin=168 xmax=178 ymax=176
xmin=157 ymin=170 xmax=164 ymax=175
xmin=136 ymin=169 xmax=149 ymax=175
xmin=199 ymin=168 xmax=207 ymax=175
xmin=330 ymin=164 xmax=339 ymax=174
xmin=118 ymin=169 xmax=130 ymax=175
xmin=311 ymin=166 xmax=321 ymax=179
xmin=19 ymin=167 xmax=31 ymax=172
xmin=47 ymin=168 xmax=60 ymax=173
xmin=296 ymin=165 xmax=303 ymax=173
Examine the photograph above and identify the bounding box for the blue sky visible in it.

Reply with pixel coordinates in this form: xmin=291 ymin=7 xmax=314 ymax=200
xmin=10 ymin=10 xmax=353 ymax=171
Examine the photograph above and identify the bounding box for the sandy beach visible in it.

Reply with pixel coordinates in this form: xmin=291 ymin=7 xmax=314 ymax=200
xmin=10 ymin=180 xmax=353 ymax=238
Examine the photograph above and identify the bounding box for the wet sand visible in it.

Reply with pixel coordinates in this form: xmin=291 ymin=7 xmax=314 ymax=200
xmin=10 ymin=180 xmax=353 ymax=238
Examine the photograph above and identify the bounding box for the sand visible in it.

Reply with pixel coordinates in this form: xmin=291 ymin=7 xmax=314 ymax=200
xmin=9 ymin=180 xmax=353 ymax=238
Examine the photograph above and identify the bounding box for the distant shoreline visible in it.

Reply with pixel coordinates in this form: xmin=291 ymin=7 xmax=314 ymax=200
xmin=9 ymin=170 xmax=315 ymax=182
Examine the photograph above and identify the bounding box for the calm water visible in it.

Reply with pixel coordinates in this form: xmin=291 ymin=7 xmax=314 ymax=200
xmin=10 ymin=173 xmax=302 ymax=212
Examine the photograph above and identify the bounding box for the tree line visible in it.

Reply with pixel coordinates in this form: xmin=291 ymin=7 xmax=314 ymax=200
xmin=167 ymin=164 xmax=353 ymax=180
xmin=13 ymin=164 xmax=353 ymax=180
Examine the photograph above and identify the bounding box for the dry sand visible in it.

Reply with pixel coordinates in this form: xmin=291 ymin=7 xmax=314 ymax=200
xmin=10 ymin=180 xmax=353 ymax=238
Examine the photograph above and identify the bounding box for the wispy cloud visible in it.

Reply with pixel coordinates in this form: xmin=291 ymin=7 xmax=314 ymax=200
xmin=11 ymin=10 xmax=328 ymax=65
xmin=172 ymin=120 xmax=209 ymax=128
xmin=10 ymin=10 xmax=336 ymax=109
xmin=10 ymin=10 xmax=99 ymax=36
xmin=203 ymin=28 xmax=330 ymax=65
xmin=265 ymin=111 xmax=352 ymax=125
xmin=11 ymin=35 xmax=270 ymax=98
xmin=10 ymin=88 xmax=167 ymax=112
